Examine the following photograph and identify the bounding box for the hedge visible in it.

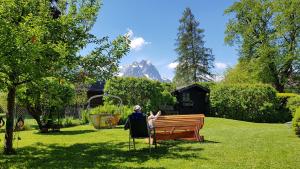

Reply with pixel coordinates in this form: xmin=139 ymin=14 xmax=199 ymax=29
xmin=292 ymin=107 xmax=300 ymax=135
xmin=104 ymin=77 xmax=176 ymax=113
xmin=287 ymin=95 xmax=300 ymax=116
xmin=210 ymin=83 xmax=290 ymax=123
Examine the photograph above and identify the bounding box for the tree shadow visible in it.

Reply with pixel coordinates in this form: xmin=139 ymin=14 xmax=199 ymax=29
xmin=201 ymin=139 xmax=221 ymax=144
xmin=157 ymin=139 xmax=220 ymax=146
xmin=35 ymin=130 xmax=96 ymax=135
xmin=1 ymin=141 xmax=207 ymax=169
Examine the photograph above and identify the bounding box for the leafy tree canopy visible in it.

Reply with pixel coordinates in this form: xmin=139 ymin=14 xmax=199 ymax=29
xmin=0 ymin=0 xmax=129 ymax=154
xmin=225 ymin=0 xmax=300 ymax=92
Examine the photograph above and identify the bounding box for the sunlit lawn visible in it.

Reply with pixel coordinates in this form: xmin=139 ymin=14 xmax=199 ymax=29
xmin=0 ymin=117 xmax=299 ymax=169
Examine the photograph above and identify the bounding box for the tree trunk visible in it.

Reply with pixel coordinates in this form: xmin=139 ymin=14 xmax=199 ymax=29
xmin=4 ymin=86 xmax=16 ymax=155
xmin=275 ymin=83 xmax=284 ymax=93
xmin=26 ymin=105 xmax=43 ymax=130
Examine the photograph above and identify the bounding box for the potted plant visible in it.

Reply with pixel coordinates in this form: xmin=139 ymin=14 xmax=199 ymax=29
xmin=89 ymin=104 xmax=121 ymax=129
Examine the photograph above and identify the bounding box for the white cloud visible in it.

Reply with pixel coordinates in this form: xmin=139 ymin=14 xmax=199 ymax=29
xmin=168 ymin=62 xmax=178 ymax=69
xmin=125 ymin=28 xmax=150 ymax=51
xmin=215 ymin=62 xmax=228 ymax=69
xmin=125 ymin=29 xmax=134 ymax=39
xmin=117 ymin=72 xmax=124 ymax=77
xmin=130 ymin=37 xmax=148 ymax=50
xmin=213 ymin=75 xmax=224 ymax=82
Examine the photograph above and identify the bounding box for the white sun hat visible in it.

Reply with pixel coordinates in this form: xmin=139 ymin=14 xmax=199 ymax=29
xmin=134 ymin=105 xmax=141 ymax=111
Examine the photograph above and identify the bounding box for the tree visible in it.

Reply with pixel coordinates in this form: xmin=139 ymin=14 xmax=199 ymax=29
xmin=225 ymin=0 xmax=300 ymax=92
xmin=223 ymin=59 xmax=260 ymax=84
xmin=16 ymin=36 xmax=130 ymax=130
xmin=0 ymin=0 xmax=129 ymax=154
xmin=17 ymin=78 xmax=75 ymax=130
xmin=173 ymin=8 xmax=214 ymax=86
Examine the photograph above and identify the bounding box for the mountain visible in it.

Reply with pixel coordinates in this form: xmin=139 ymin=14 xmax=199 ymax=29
xmin=119 ymin=60 xmax=171 ymax=82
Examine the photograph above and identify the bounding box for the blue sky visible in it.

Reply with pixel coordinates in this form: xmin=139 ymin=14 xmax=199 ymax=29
xmin=85 ymin=0 xmax=239 ymax=80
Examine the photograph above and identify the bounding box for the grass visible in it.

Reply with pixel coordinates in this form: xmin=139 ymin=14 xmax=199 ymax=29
xmin=0 ymin=117 xmax=299 ymax=169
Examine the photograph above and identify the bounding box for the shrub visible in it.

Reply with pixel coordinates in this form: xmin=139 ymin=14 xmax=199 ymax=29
xmin=210 ymin=83 xmax=289 ymax=123
xmin=287 ymin=95 xmax=300 ymax=116
xmin=90 ymin=104 xmax=121 ymax=115
xmin=104 ymin=77 xmax=176 ymax=113
xmin=88 ymin=104 xmax=133 ymax=125
xmin=292 ymin=107 xmax=300 ymax=135
xmin=276 ymin=93 xmax=299 ymax=121
xmin=80 ymin=109 xmax=90 ymax=124
xmin=196 ymin=82 xmax=216 ymax=90
xmin=118 ymin=105 xmax=133 ymax=125
xmin=61 ymin=117 xmax=80 ymax=128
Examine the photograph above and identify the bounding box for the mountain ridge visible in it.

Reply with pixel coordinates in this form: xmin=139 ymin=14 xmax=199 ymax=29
xmin=118 ymin=60 xmax=171 ymax=82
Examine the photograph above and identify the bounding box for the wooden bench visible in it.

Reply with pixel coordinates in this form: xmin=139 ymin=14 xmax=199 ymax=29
xmin=153 ymin=114 xmax=205 ymax=142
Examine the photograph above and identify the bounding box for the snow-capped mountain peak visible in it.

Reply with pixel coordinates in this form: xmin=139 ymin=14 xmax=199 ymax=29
xmin=119 ymin=60 xmax=170 ymax=82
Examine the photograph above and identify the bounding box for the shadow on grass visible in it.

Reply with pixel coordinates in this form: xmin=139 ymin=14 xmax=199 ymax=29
xmin=35 ymin=130 xmax=96 ymax=135
xmin=201 ymin=139 xmax=221 ymax=144
xmin=1 ymin=141 xmax=207 ymax=169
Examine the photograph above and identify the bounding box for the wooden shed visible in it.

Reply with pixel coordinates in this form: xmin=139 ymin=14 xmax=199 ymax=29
xmin=173 ymin=84 xmax=210 ymax=115
xmin=87 ymin=81 xmax=105 ymax=108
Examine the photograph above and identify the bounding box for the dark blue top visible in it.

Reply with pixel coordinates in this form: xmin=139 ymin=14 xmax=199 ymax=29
xmin=124 ymin=112 xmax=146 ymax=130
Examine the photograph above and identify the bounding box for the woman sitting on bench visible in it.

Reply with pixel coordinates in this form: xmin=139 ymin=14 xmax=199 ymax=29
xmin=124 ymin=105 xmax=161 ymax=129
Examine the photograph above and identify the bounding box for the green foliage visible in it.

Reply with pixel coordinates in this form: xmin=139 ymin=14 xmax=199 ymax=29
xmin=174 ymin=8 xmax=214 ymax=86
xmin=104 ymin=77 xmax=176 ymax=113
xmin=90 ymin=104 xmax=121 ymax=115
xmin=17 ymin=78 xmax=75 ymax=110
xmin=225 ymin=0 xmax=300 ymax=92
xmin=80 ymin=109 xmax=90 ymax=124
xmin=0 ymin=92 xmax=7 ymax=112
xmin=223 ymin=59 xmax=261 ymax=84
xmin=0 ymin=0 xmax=103 ymax=88
xmin=118 ymin=105 xmax=133 ymax=125
xmin=210 ymin=83 xmax=289 ymax=122
xmin=85 ymin=104 xmax=133 ymax=125
xmin=196 ymin=82 xmax=216 ymax=90
xmin=287 ymin=95 xmax=300 ymax=116
xmin=78 ymin=36 xmax=130 ymax=83
xmin=292 ymin=107 xmax=300 ymax=135
xmin=61 ymin=117 xmax=81 ymax=128
xmin=0 ymin=0 xmax=104 ymax=153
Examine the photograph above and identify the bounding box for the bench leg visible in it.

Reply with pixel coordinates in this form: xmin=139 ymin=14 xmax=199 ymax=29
xmin=148 ymin=136 xmax=151 ymax=153
xmin=133 ymin=138 xmax=136 ymax=149
xmin=129 ymin=134 xmax=131 ymax=150
xmin=199 ymin=135 xmax=204 ymax=142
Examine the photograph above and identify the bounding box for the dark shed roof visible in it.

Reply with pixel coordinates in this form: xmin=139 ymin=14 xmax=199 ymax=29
xmin=88 ymin=81 xmax=105 ymax=92
xmin=173 ymin=84 xmax=210 ymax=94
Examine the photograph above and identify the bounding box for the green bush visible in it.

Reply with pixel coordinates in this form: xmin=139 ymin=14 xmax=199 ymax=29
xmin=292 ymin=107 xmax=300 ymax=135
xmin=90 ymin=104 xmax=121 ymax=115
xmin=80 ymin=109 xmax=90 ymax=124
xmin=88 ymin=104 xmax=133 ymax=125
xmin=118 ymin=105 xmax=133 ymax=125
xmin=275 ymin=93 xmax=298 ymax=121
xmin=287 ymin=95 xmax=300 ymax=116
xmin=196 ymin=82 xmax=216 ymax=90
xmin=210 ymin=83 xmax=289 ymax=122
xmin=61 ymin=117 xmax=81 ymax=128
xmin=104 ymin=77 xmax=176 ymax=113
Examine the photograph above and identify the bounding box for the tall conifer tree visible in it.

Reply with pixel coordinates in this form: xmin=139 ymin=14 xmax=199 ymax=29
xmin=174 ymin=8 xmax=214 ymax=86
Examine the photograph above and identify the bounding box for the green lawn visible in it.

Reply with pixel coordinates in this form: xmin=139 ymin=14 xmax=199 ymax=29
xmin=0 ymin=117 xmax=299 ymax=169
